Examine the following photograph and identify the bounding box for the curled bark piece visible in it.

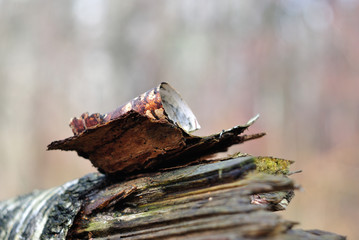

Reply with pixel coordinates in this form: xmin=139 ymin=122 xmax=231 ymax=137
xmin=49 ymin=111 xmax=188 ymax=174
xmin=69 ymin=82 xmax=200 ymax=135
xmin=48 ymin=83 xmax=264 ymax=175
xmin=48 ymin=112 xmax=264 ymax=175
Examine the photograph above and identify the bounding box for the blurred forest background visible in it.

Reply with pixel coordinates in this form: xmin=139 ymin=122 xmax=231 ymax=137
xmin=0 ymin=0 xmax=358 ymax=238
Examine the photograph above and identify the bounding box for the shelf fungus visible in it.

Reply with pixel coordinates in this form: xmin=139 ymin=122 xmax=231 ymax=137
xmin=48 ymin=82 xmax=265 ymax=176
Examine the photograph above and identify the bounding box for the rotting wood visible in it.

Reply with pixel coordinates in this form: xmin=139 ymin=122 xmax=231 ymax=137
xmin=48 ymin=110 xmax=264 ymax=176
xmin=0 ymin=156 xmax=345 ymax=239
xmin=0 ymin=83 xmax=346 ymax=240
xmin=47 ymin=82 xmax=264 ymax=176
xmin=66 ymin=155 xmax=345 ymax=240
xmin=69 ymin=159 xmax=297 ymax=239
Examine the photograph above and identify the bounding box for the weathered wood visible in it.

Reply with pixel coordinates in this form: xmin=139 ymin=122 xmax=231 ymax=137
xmin=66 ymin=157 xmax=297 ymax=239
xmin=0 ymin=156 xmax=345 ymax=239
xmin=47 ymin=82 xmax=265 ymax=176
xmin=0 ymin=83 xmax=346 ymax=239
xmin=47 ymin=82 xmax=203 ymax=175
xmin=0 ymin=173 xmax=106 ymax=239
xmin=47 ymin=110 xmax=264 ymax=177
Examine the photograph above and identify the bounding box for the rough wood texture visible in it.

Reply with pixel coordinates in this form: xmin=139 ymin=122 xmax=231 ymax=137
xmin=48 ymin=110 xmax=264 ymax=176
xmin=0 ymin=156 xmax=345 ymax=240
xmin=0 ymin=83 xmax=346 ymax=239
xmin=0 ymin=173 xmax=105 ymax=239
xmin=67 ymin=156 xmax=344 ymax=240
xmin=47 ymin=83 xmax=266 ymax=176
xmin=69 ymin=157 xmax=293 ymax=239
xmin=48 ymin=82 xmax=205 ymax=175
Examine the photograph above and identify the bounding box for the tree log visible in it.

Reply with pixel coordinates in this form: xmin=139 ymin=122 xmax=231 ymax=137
xmin=0 ymin=156 xmax=345 ymax=240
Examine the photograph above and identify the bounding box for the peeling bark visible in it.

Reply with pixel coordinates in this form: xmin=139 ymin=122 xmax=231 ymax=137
xmin=48 ymin=110 xmax=264 ymax=176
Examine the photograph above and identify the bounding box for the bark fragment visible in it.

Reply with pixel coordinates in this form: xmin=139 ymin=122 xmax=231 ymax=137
xmin=48 ymin=83 xmax=264 ymax=175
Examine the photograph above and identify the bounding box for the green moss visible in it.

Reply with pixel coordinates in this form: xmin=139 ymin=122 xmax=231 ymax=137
xmin=254 ymin=156 xmax=293 ymax=175
xmin=85 ymin=210 xmax=158 ymax=232
xmin=85 ymin=219 xmax=112 ymax=232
